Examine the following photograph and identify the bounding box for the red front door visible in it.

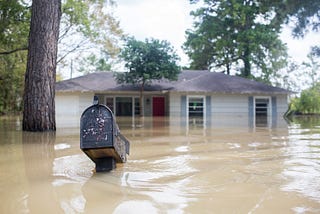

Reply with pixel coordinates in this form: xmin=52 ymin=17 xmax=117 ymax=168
xmin=152 ymin=97 xmax=165 ymax=116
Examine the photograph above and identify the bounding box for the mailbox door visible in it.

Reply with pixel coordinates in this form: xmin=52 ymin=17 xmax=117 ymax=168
xmin=80 ymin=105 xmax=113 ymax=149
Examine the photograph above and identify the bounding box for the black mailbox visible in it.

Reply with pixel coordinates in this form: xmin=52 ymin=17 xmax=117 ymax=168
xmin=80 ymin=96 xmax=129 ymax=172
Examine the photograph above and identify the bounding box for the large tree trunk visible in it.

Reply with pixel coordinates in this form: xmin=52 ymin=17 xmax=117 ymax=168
xmin=23 ymin=0 xmax=61 ymax=131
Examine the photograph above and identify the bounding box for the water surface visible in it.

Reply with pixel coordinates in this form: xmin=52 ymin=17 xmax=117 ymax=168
xmin=0 ymin=116 xmax=320 ymax=213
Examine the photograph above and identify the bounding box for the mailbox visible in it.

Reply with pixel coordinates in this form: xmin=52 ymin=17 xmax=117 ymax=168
xmin=80 ymin=96 xmax=129 ymax=172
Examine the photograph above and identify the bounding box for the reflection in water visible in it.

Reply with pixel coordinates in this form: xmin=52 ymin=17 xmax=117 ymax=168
xmin=282 ymin=122 xmax=320 ymax=203
xmin=255 ymin=116 xmax=269 ymax=128
xmin=21 ymin=131 xmax=61 ymax=213
xmin=1 ymin=116 xmax=320 ymax=213
xmin=119 ymin=155 xmax=199 ymax=212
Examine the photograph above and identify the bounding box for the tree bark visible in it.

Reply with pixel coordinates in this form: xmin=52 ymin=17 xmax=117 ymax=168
xmin=242 ymin=45 xmax=251 ymax=77
xmin=139 ymin=82 xmax=145 ymax=117
xmin=23 ymin=0 xmax=61 ymax=131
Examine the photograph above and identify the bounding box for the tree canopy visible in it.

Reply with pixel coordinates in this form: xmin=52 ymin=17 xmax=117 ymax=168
xmin=0 ymin=0 xmax=30 ymax=114
xmin=273 ymin=0 xmax=320 ymax=38
xmin=184 ymin=0 xmax=320 ymax=83
xmin=288 ymin=82 xmax=320 ymax=115
xmin=116 ymin=37 xmax=180 ymax=116
xmin=116 ymin=37 xmax=181 ymax=87
xmin=184 ymin=0 xmax=288 ymax=82
xmin=58 ymin=0 xmax=123 ymax=74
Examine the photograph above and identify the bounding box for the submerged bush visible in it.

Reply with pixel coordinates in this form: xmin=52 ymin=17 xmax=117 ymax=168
xmin=289 ymin=83 xmax=320 ymax=115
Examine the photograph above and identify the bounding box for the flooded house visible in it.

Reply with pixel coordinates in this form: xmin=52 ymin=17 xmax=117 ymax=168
xmin=55 ymin=70 xmax=291 ymax=128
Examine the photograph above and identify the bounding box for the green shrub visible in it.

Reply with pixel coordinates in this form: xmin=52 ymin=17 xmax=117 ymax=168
xmin=290 ymin=83 xmax=320 ymax=114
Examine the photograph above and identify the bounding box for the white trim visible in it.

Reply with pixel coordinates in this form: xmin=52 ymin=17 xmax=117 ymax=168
xmin=187 ymin=95 xmax=206 ymax=117
xmin=187 ymin=95 xmax=206 ymax=128
xmin=254 ymin=96 xmax=271 ymax=127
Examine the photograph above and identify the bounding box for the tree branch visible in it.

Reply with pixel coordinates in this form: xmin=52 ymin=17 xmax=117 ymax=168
xmin=57 ymin=38 xmax=90 ymax=64
xmin=0 ymin=47 xmax=28 ymax=55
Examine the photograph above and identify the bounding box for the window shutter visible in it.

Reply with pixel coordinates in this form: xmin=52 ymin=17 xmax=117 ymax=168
xmin=181 ymin=96 xmax=186 ymax=117
xmin=272 ymin=96 xmax=277 ymax=127
xmin=272 ymin=96 xmax=277 ymax=117
xmin=206 ymin=96 xmax=211 ymax=127
xmin=248 ymin=96 xmax=254 ymax=127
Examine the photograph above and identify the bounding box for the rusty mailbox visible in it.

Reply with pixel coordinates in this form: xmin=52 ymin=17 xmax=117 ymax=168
xmin=80 ymin=96 xmax=129 ymax=172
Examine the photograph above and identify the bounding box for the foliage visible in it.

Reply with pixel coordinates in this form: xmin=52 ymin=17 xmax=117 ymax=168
xmin=311 ymin=46 xmax=320 ymax=57
xmin=115 ymin=37 xmax=180 ymax=116
xmin=271 ymin=47 xmax=320 ymax=93
xmin=116 ymin=37 xmax=181 ymax=87
xmin=289 ymin=83 xmax=320 ymax=115
xmin=184 ymin=0 xmax=288 ymax=81
xmin=0 ymin=52 xmax=26 ymax=114
xmin=270 ymin=60 xmax=300 ymax=92
xmin=78 ymin=53 xmax=112 ymax=74
xmin=0 ymin=0 xmax=30 ymax=53
xmin=0 ymin=0 xmax=30 ymax=114
xmin=58 ymin=0 xmax=123 ymax=71
xmin=275 ymin=0 xmax=320 ymax=58
xmin=301 ymin=52 xmax=320 ymax=87
xmin=274 ymin=0 xmax=320 ymax=38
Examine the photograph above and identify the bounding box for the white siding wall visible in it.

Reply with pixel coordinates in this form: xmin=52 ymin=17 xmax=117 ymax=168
xmin=56 ymin=94 xmax=79 ymax=116
xmin=56 ymin=92 xmax=94 ymax=128
xmin=79 ymin=93 xmax=94 ymax=114
xmin=211 ymin=94 xmax=248 ymax=116
xmin=275 ymin=95 xmax=289 ymax=116
xmin=169 ymin=93 xmax=182 ymax=117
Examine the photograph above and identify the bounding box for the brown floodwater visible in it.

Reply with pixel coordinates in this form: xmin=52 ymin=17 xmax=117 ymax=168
xmin=0 ymin=116 xmax=320 ymax=213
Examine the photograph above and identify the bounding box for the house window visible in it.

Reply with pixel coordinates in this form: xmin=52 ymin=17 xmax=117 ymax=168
xmin=188 ymin=97 xmax=204 ymax=117
xmin=105 ymin=97 xmax=114 ymax=113
xmin=115 ymin=97 xmax=132 ymax=116
xmin=255 ymin=98 xmax=269 ymax=116
xmin=134 ymin=97 xmax=140 ymax=116
xmin=255 ymin=97 xmax=270 ymax=127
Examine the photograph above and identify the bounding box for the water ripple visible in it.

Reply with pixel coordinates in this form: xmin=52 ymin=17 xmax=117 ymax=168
xmin=282 ymin=124 xmax=320 ymax=202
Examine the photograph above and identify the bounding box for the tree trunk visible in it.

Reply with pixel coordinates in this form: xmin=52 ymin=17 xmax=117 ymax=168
xmin=23 ymin=0 xmax=61 ymax=131
xmin=139 ymin=83 xmax=144 ymax=117
xmin=242 ymin=45 xmax=251 ymax=77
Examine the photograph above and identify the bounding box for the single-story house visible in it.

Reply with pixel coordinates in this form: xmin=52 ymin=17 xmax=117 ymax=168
xmin=55 ymin=70 xmax=291 ymax=128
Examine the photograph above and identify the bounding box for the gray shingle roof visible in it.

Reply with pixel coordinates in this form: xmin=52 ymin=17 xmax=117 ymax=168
xmin=56 ymin=70 xmax=291 ymax=95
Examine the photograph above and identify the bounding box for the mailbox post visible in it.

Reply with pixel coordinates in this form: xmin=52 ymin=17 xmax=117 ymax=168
xmin=80 ymin=96 xmax=129 ymax=172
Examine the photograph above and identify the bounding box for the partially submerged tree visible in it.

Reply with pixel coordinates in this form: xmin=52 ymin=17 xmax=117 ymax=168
xmin=116 ymin=37 xmax=180 ymax=117
xmin=23 ymin=0 xmax=61 ymax=131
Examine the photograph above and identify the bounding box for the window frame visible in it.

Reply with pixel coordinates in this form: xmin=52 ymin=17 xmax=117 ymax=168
xmin=254 ymin=96 xmax=272 ymax=127
xmin=187 ymin=96 xmax=206 ymax=117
